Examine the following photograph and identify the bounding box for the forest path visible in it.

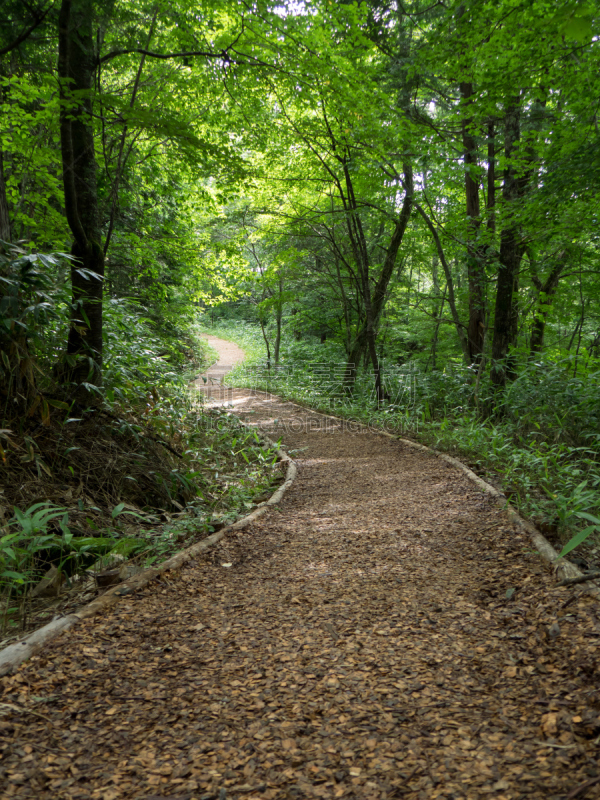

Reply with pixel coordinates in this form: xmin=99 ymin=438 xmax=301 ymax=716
xmin=2 ymin=337 xmax=599 ymax=800
xmin=193 ymin=335 xmax=246 ymax=391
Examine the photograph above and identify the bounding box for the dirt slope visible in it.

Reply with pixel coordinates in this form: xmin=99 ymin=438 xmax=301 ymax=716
xmin=1 ymin=338 xmax=599 ymax=800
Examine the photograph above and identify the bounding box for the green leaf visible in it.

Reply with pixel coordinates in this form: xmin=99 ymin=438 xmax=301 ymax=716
xmin=46 ymin=398 xmax=70 ymax=410
xmin=1 ymin=570 xmax=26 ymax=582
xmin=575 ymin=512 xmax=600 ymax=526
xmin=558 ymin=526 xmax=598 ymax=559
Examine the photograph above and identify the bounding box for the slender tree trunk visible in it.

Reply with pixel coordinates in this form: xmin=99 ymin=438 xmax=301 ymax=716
xmin=334 ymin=252 xmax=353 ymax=358
xmin=274 ymin=320 xmax=281 ymax=364
xmin=486 ymin=120 xmax=496 ymax=234
xmin=371 ymin=163 xmax=413 ymax=325
xmin=572 ymin=297 xmax=587 ymax=378
xmin=58 ymin=0 xmax=105 ymax=386
xmin=361 ymin=263 xmax=384 ymax=402
xmin=529 ymin=249 xmax=567 ymax=355
xmin=414 ymin=203 xmax=469 ymax=362
xmin=507 ymin=269 xmax=519 ymax=379
xmin=259 ymin=314 xmax=271 ymax=366
xmin=428 ymin=283 xmax=447 ymax=372
xmin=274 ymin=277 xmax=283 ymax=364
xmin=460 ymin=82 xmax=486 ymax=364
xmin=491 ymin=99 xmax=525 ymax=389
xmin=344 ymin=163 xmax=413 ymax=399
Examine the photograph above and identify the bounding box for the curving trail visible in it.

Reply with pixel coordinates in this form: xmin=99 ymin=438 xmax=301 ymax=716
xmin=194 ymin=335 xmax=246 ymax=389
xmin=1 ymin=336 xmax=599 ymax=800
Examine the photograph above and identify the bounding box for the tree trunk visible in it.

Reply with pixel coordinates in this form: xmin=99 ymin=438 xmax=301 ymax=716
xmin=259 ymin=314 xmax=271 ymax=366
xmin=414 ymin=203 xmax=470 ymax=362
xmin=58 ymin=0 xmax=104 ymax=386
xmin=428 ymin=283 xmax=447 ymax=372
xmin=344 ymin=163 xmax=413 ymax=398
xmin=274 ymin=277 xmax=283 ymax=364
xmin=460 ymin=82 xmax=486 ymax=364
xmin=507 ymin=268 xmax=519 ymax=379
xmin=486 ymin=120 xmax=496 ymax=233
xmin=491 ymin=99 xmax=525 ymax=389
xmin=361 ymin=263 xmax=385 ymax=402
xmin=491 ymin=227 xmax=521 ymax=387
xmin=0 ymin=148 xmax=38 ymax=403
xmin=529 ymin=249 xmax=567 ymax=355
xmin=371 ymin=163 xmax=413 ymax=325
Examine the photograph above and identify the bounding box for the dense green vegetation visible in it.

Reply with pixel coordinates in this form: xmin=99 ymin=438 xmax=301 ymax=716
xmin=1 ymin=0 xmax=600 ymax=625
xmin=0 ymin=278 xmax=281 ymax=633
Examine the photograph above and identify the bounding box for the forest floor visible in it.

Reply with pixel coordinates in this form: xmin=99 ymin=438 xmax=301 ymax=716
xmin=1 ymin=338 xmax=600 ymax=800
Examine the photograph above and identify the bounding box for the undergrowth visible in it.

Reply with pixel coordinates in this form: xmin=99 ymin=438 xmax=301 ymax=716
xmin=0 ymin=303 xmax=282 ymax=639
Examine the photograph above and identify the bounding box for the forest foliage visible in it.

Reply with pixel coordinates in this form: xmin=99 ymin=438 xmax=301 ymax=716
xmin=1 ymin=0 xmax=600 ymax=617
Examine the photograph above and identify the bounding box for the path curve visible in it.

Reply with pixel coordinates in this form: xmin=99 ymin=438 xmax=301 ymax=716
xmin=192 ymin=334 xmax=246 ymax=402
xmin=1 ymin=335 xmax=599 ymax=800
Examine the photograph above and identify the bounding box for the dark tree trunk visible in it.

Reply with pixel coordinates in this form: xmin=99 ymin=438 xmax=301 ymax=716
xmin=58 ymin=0 xmax=104 ymax=386
xmin=0 ymin=149 xmax=39 ymax=403
xmin=491 ymin=100 xmax=525 ymax=389
xmin=361 ymin=262 xmax=384 ymax=402
xmin=530 ymin=250 xmax=568 ymax=355
xmin=344 ymin=163 xmax=413 ymax=399
xmin=274 ymin=276 xmax=283 ymax=364
xmin=428 ymin=283 xmax=447 ymax=372
xmin=259 ymin=315 xmax=271 ymax=367
xmin=491 ymin=229 xmax=521 ymax=386
xmin=460 ymin=82 xmax=486 ymax=364
xmin=414 ymin=203 xmax=470 ymax=362
xmin=486 ymin=120 xmax=496 ymax=233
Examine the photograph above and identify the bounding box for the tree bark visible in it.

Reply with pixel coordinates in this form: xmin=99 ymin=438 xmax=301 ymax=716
xmin=490 ymin=99 xmax=525 ymax=389
xmin=0 ymin=148 xmax=38 ymax=403
xmin=460 ymin=82 xmax=486 ymax=364
xmin=274 ymin=275 xmax=283 ymax=364
xmin=344 ymin=163 xmax=413 ymax=399
xmin=529 ymin=249 xmax=567 ymax=355
xmin=486 ymin=120 xmax=496 ymax=233
xmin=414 ymin=202 xmax=469 ymax=362
xmin=58 ymin=0 xmax=105 ymax=386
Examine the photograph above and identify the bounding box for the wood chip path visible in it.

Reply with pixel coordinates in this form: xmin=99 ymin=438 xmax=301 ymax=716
xmin=1 ymin=338 xmax=600 ymax=800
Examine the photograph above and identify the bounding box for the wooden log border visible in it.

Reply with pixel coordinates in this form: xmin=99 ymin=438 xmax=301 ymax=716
xmin=0 ymin=430 xmax=297 ymax=676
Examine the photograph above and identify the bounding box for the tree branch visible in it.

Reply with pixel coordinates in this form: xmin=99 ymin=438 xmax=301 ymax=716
xmin=0 ymin=1 xmax=54 ymax=56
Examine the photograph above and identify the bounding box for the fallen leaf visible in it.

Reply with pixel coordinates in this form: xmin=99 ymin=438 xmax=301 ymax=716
xmin=541 ymin=712 xmax=558 ymax=736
